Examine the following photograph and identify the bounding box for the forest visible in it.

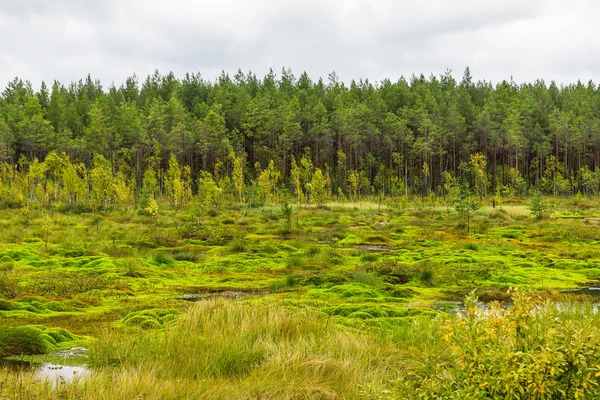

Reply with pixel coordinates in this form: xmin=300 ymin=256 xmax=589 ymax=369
xmin=1 ymin=67 xmax=600 ymax=207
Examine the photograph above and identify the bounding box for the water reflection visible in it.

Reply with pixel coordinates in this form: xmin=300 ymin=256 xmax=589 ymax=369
xmin=1 ymin=347 xmax=91 ymax=384
xmin=38 ymin=363 xmax=89 ymax=383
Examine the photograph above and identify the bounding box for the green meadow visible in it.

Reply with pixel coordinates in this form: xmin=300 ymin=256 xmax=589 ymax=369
xmin=1 ymin=196 xmax=600 ymax=398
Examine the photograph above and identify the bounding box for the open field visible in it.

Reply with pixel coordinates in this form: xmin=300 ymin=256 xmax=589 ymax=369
xmin=2 ymin=196 xmax=600 ymax=399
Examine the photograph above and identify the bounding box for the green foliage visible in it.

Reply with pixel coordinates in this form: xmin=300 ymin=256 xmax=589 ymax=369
xmin=165 ymin=154 xmax=184 ymax=209
xmin=530 ymin=191 xmax=550 ymax=219
xmin=89 ymin=153 xmax=114 ymax=209
xmin=352 ymin=269 xmax=382 ymax=287
xmin=191 ymin=171 xmax=222 ymax=221
xmin=0 ymin=271 xmax=20 ymax=298
xmin=455 ymin=184 xmax=479 ymax=234
xmin=308 ymin=168 xmax=328 ymax=206
xmin=413 ymin=289 xmax=600 ymax=399
xmin=3 ymin=69 xmax=600 ymax=208
xmin=121 ymin=258 xmax=145 ymax=277
xmin=281 ymin=201 xmax=292 ymax=230
xmin=269 ymin=275 xmax=296 ymax=292
xmin=257 ymin=160 xmax=280 ymax=206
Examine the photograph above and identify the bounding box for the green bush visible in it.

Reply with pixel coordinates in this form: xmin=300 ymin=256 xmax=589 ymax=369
xmin=412 ymin=289 xmax=600 ymax=399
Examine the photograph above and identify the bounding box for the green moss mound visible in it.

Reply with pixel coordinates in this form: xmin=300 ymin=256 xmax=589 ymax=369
xmin=121 ymin=309 xmax=179 ymax=329
xmin=338 ymin=234 xmax=365 ymax=245
xmin=0 ymin=325 xmax=78 ymax=357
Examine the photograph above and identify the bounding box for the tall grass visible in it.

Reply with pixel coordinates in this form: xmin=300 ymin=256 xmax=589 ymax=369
xmin=0 ymin=300 xmax=424 ymax=399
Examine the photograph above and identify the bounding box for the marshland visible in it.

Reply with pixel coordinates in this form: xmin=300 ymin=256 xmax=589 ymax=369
xmin=2 ymin=70 xmax=600 ymax=398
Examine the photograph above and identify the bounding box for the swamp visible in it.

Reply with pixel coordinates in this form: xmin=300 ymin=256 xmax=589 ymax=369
xmin=2 ymin=195 xmax=600 ymax=399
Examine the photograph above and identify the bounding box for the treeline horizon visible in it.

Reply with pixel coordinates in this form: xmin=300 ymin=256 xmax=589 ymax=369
xmin=1 ymin=67 xmax=600 ymax=208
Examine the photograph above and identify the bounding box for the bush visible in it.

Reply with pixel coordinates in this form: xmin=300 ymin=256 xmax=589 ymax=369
xmin=412 ymin=289 xmax=600 ymax=399
xmin=229 ymin=240 xmax=247 ymax=254
xmin=121 ymin=258 xmax=145 ymax=278
xmin=529 ymin=191 xmax=549 ymax=219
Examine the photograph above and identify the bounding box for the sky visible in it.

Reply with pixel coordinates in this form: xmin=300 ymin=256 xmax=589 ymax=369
xmin=0 ymin=0 xmax=599 ymax=89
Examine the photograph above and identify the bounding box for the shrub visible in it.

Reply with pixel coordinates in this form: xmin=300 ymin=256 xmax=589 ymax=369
xmin=229 ymin=240 xmax=247 ymax=254
xmin=529 ymin=191 xmax=549 ymax=219
xmin=418 ymin=267 xmax=433 ymax=285
xmin=412 ymin=289 xmax=600 ymax=399
xmin=122 ymin=258 xmax=145 ymax=278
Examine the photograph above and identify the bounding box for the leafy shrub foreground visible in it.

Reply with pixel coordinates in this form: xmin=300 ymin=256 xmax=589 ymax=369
xmin=411 ymin=289 xmax=600 ymax=399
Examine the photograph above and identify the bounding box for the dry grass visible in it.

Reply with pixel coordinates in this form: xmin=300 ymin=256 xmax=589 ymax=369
xmin=0 ymin=300 xmax=431 ymax=399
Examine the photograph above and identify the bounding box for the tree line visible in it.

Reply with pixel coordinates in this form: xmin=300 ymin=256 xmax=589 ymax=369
xmin=1 ymin=67 xmax=600 ymax=210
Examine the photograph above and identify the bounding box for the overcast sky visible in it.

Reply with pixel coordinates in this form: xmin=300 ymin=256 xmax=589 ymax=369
xmin=1 ymin=0 xmax=598 ymax=89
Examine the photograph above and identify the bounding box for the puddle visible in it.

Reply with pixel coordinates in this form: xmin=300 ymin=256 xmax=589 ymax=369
xmin=176 ymin=290 xmax=268 ymax=302
xmin=1 ymin=347 xmax=91 ymax=385
xmin=439 ymin=296 xmax=600 ymax=317
xmin=356 ymin=245 xmax=393 ymax=252
xmin=561 ymin=287 xmax=600 ymax=296
xmin=39 ymin=363 xmax=90 ymax=383
xmin=0 ymin=360 xmax=90 ymax=384
xmin=436 ymin=300 xmax=513 ymax=317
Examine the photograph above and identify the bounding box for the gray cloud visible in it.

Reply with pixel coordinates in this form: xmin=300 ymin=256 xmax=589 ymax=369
xmin=0 ymin=0 xmax=599 ymax=89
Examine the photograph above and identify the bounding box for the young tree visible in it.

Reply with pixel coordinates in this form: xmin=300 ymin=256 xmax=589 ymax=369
xmin=60 ymin=158 xmax=86 ymax=205
xmin=281 ymin=201 xmax=292 ymax=231
xmin=257 ymin=160 xmax=280 ymax=206
xmin=139 ymin=166 xmax=158 ymax=213
xmin=165 ymin=154 xmax=184 ymax=209
xmin=191 ymin=171 xmax=222 ymax=222
xmin=230 ymin=152 xmax=245 ymax=204
xmin=308 ymin=168 xmax=327 ymax=207
xmin=300 ymin=155 xmax=313 ymax=205
xmin=455 ymin=185 xmax=479 ymax=234
xmin=529 ymin=191 xmax=549 ymax=219
xmin=89 ymin=153 xmax=114 ymax=210
xmin=348 ymin=170 xmax=359 ymax=204
xmin=290 ymin=157 xmax=303 ymax=208
xmin=470 ymin=153 xmax=488 ymax=201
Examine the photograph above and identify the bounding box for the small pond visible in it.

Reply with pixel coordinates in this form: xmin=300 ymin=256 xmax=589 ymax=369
xmin=1 ymin=347 xmax=91 ymax=384
xmin=437 ymin=286 xmax=600 ymax=316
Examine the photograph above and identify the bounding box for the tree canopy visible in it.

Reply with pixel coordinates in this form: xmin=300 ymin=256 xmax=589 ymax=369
xmin=1 ymin=68 xmax=600 ymax=209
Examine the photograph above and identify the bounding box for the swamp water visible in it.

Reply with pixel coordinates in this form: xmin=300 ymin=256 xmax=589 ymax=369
xmin=1 ymin=347 xmax=90 ymax=384
xmin=437 ymin=286 xmax=600 ymax=316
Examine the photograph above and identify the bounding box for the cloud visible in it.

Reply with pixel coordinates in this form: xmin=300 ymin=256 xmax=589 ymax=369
xmin=0 ymin=0 xmax=598 ymax=89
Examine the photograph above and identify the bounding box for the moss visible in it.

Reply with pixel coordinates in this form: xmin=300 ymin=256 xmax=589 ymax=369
xmin=0 ymin=299 xmax=15 ymax=310
xmin=121 ymin=309 xmax=180 ymax=329
xmin=0 ymin=325 xmax=79 ymax=357
xmin=338 ymin=235 xmax=365 ymax=245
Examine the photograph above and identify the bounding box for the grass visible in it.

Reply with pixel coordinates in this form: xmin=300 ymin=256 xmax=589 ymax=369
xmin=1 ymin=195 xmax=600 ymax=397
xmin=1 ymin=300 xmax=432 ymax=399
